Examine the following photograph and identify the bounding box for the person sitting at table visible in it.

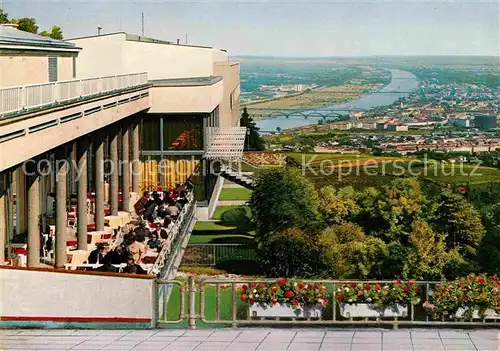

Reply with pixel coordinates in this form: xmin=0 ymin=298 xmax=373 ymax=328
xmin=157 ymin=200 xmax=169 ymax=219
xmin=88 ymin=243 xmax=105 ymax=264
xmin=133 ymin=191 xmax=150 ymax=217
xmin=166 ymin=199 xmax=180 ymax=220
xmin=148 ymin=226 xmax=164 ymax=251
xmin=127 ymin=233 xmax=146 ymax=263
xmin=123 ymin=255 xmax=137 ymax=274
xmin=163 ymin=217 xmax=174 ymax=232
xmin=103 ymin=245 xmax=127 ymax=265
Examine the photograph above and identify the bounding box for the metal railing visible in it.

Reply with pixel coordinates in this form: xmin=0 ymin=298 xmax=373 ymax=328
xmin=0 ymin=72 xmax=149 ymax=117
xmin=182 ymin=244 xmax=257 ymax=266
xmin=155 ymin=277 xmax=500 ymax=328
xmin=148 ymin=192 xmax=195 ymax=276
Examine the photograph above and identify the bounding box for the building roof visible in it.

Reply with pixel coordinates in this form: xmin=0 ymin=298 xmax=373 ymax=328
xmin=0 ymin=25 xmax=80 ymax=52
xmin=150 ymin=76 xmax=223 ymax=87
xmin=68 ymin=31 xmax=226 ymax=51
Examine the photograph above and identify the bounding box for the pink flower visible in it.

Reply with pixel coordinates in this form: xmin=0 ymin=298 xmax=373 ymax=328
xmin=423 ymin=301 xmax=436 ymax=310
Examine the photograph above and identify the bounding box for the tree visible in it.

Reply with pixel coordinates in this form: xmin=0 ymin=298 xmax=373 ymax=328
xmin=40 ymin=25 xmax=63 ymax=40
xmin=240 ymin=107 xmax=264 ymax=151
xmin=430 ymin=189 xmax=485 ymax=259
xmin=276 ymin=127 xmax=281 ymax=132
xmin=14 ymin=17 xmax=38 ymax=34
xmin=355 ymin=178 xmax=426 ymax=243
xmin=403 ymin=220 xmax=455 ymax=280
xmin=262 ymin=228 xmax=326 ymax=277
xmin=0 ymin=9 xmax=9 ymax=24
xmin=249 ymin=167 xmax=323 ymax=244
xmin=319 ymin=186 xmax=359 ymax=225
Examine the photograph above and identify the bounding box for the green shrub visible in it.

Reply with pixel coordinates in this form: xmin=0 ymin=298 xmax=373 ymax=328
xmin=220 ymin=207 xmax=251 ymax=227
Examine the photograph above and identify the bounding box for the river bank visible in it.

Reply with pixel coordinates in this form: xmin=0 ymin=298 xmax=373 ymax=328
xmin=255 ymin=69 xmax=419 ymax=132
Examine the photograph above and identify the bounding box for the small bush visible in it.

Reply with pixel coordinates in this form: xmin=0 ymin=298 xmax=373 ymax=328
xmin=220 ymin=207 xmax=251 ymax=227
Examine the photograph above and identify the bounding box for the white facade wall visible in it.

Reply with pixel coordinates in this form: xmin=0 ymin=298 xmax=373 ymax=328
xmin=70 ymin=33 xmax=229 ymax=80
xmin=0 ymin=268 xmax=153 ymax=322
xmin=70 ymin=34 xmax=126 ymax=78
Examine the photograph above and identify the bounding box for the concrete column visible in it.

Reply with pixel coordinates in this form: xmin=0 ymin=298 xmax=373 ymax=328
xmin=55 ymin=147 xmax=68 ymax=268
xmin=131 ymin=119 xmax=140 ymax=193
xmin=109 ymin=127 xmax=119 ymax=216
xmin=26 ymin=164 xmax=40 ymax=267
xmin=94 ymin=132 xmax=105 ymax=231
xmin=0 ymin=172 xmax=7 ymax=264
xmin=15 ymin=167 xmax=27 ymax=235
xmin=76 ymin=138 xmax=89 ymax=251
xmin=122 ymin=124 xmax=130 ymax=212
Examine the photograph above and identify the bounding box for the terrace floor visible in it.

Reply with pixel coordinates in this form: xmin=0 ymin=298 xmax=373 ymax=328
xmin=1 ymin=328 xmax=499 ymax=351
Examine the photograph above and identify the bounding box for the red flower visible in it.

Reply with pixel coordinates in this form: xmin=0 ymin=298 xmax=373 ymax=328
xmin=478 ymin=277 xmax=486 ymax=284
xmin=296 ymin=291 xmax=302 ymax=297
xmin=409 ymin=280 xmax=415 ymax=286
xmin=403 ymin=286 xmax=409 ymax=292
xmin=291 ymin=299 xmax=298 ymax=307
xmin=241 ymin=284 xmax=248 ymax=291
xmin=241 ymin=293 xmax=248 ymax=301
xmin=374 ymin=284 xmax=381 ymax=291
xmin=319 ymin=286 xmax=327 ymax=292
xmin=395 ymin=279 xmax=402 ymax=285
xmin=277 ymin=278 xmax=287 ymax=287
xmin=441 ymin=289 xmax=447 ymax=294
xmin=364 ymin=284 xmax=371 ymax=291
xmin=259 ymin=283 xmax=266 ymax=289
xmin=271 ymin=298 xmax=278 ymax=304
xmin=468 ymin=276 xmax=475 ymax=281
xmin=463 ymin=295 xmax=469 ymax=301
xmin=270 ymin=286 xmax=277 ymax=293
xmin=350 ymin=282 xmax=357 ymax=288
xmin=298 ymin=281 xmax=305 ymax=289
xmin=415 ymin=287 xmax=420 ymax=293
xmin=251 ymin=282 xmax=257 ymax=288
xmin=284 ymin=290 xmax=294 ymax=298
xmin=435 ymin=293 xmax=440 ymax=300
xmin=337 ymin=293 xmax=344 ymax=301
xmin=458 ymin=281 xmax=464 ymax=287
xmin=249 ymin=299 xmax=255 ymax=305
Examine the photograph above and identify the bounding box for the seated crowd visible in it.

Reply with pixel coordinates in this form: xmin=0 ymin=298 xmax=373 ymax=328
xmin=85 ymin=181 xmax=192 ymax=274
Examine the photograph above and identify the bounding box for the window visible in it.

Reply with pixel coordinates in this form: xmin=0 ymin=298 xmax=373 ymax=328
xmin=163 ymin=115 xmax=204 ymax=151
xmin=48 ymin=56 xmax=58 ymax=82
xmin=141 ymin=116 xmax=161 ymax=151
xmin=72 ymin=57 xmax=77 ymax=78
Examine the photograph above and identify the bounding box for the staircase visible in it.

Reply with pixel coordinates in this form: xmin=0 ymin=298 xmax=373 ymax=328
xmin=220 ymin=169 xmax=255 ymax=190
xmin=219 ymin=158 xmax=258 ymax=190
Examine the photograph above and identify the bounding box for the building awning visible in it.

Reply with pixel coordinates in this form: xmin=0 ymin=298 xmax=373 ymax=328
xmin=204 ymin=127 xmax=247 ymax=160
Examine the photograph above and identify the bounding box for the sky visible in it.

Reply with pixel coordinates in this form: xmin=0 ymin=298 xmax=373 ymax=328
xmin=1 ymin=0 xmax=498 ymax=57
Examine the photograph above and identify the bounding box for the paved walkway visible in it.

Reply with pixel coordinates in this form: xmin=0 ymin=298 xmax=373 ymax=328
xmin=1 ymin=328 xmax=499 ymax=351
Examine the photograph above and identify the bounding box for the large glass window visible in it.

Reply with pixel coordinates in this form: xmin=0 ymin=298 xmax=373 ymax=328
xmin=141 ymin=116 xmax=161 ymax=151
xmin=163 ymin=115 xmax=203 ymax=151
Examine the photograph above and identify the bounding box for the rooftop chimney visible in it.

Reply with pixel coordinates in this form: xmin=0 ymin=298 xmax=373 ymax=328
xmin=1 ymin=23 xmax=19 ymax=29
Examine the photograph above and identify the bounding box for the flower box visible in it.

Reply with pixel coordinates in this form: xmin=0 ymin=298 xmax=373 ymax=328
xmin=250 ymin=302 xmax=323 ymax=319
xmin=454 ymin=308 xmax=500 ymax=319
xmin=339 ymin=303 xmax=408 ymax=318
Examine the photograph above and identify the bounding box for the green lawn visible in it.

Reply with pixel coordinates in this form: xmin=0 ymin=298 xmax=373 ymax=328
xmin=211 ymin=205 xmax=251 ymax=220
xmin=189 ymin=221 xmax=255 ymax=245
xmin=218 ymin=188 xmax=253 ymax=201
xmin=164 ymin=284 xmax=246 ymax=324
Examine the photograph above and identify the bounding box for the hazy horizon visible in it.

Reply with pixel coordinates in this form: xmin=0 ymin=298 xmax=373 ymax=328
xmin=2 ymin=0 xmax=498 ymax=57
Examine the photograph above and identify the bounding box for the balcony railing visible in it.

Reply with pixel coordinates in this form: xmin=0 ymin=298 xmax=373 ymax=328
xmin=148 ymin=192 xmax=196 ymax=277
xmin=155 ymin=277 xmax=500 ymax=328
xmin=0 ymin=72 xmax=149 ymax=118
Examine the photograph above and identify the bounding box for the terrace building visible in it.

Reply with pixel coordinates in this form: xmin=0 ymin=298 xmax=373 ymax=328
xmin=0 ymin=26 xmax=244 ymax=274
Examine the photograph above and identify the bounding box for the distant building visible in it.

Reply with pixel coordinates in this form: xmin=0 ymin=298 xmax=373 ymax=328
xmin=376 ymin=123 xmax=387 ymax=130
xmin=386 ymin=125 xmax=409 ymax=132
xmin=474 ymin=115 xmax=497 ymax=130
xmin=448 ymin=117 xmax=470 ymax=128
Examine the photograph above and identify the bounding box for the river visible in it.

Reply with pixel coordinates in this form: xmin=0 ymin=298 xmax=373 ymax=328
xmin=255 ymin=69 xmax=419 ymax=132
